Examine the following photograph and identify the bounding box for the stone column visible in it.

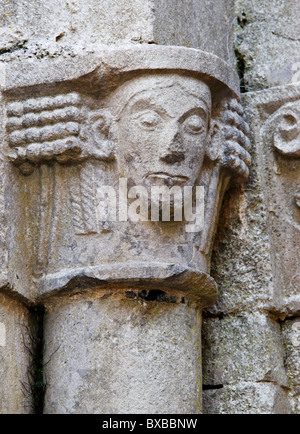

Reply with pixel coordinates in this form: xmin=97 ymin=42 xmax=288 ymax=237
xmin=0 ymin=293 xmax=33 ymax=414
xmin=43 ymin=294 xmax=203 ymax=414
xmin=0 ymin=1 xmax=250 ymax=414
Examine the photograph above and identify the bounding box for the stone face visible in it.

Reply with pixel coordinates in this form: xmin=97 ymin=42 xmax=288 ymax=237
xmin=235 ymin=0 xmax=300 ymax=90
xmin=202 ymin=312 xmax=288 ymax=387
xmin=0 ymin=293 xmax=32 ymax=414
xmin=43 ymin=294 xmax=202 ymax=414
xmin=2 ymin=46 xmax=249 ymax=306
xmin=203 ymin=382 xmax=291 ymax=415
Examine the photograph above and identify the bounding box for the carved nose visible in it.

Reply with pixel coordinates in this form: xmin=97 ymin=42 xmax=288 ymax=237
xmin=160 ymin=127 xmax=185 ymax=164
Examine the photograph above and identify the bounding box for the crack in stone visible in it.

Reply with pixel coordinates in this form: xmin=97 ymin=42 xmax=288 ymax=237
xmin=271 ymin=31 xmax=300 ymax=43
xmin=0 ymin=41 xmax=27 ymax=56
xmin=203 ymin=384 xmax=224 ymax=391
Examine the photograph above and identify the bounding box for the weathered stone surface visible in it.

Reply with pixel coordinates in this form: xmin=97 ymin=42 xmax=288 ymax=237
xmin=207 ymin=151 xmax=274 ymax=315
xmin=235 ymin=0 xmax=300 ymax=90
xmin=203 ymin=382 xmax=291 ymax=414
xmin=205 ymin=87 xmax=276 ymax=316
xmin=0 ymin=92 xmax=8 ymax=289
xmin=204 ymin=80 xmax=300 ymax=414
xmin=282 ymin=319 xmax=300 ymax=389
xmin=0 ymin=1 xmax=235 ymax=64
xmin=0 ymin=0 xmax=154 ymax=53
xmin=43 ymin=294 xmax=202 ymax=414
xmin=202 ymin=312 xmax=288 ymax=387
xmin=0 ymin=293 xmax=32 ymax=414
xmin=3 ymin=45 xmax=241 ymax=93
xmin=289 ymin=392 xmax=300 ymax=415
xmin=153 ymin=0 xmax=235 ymax=64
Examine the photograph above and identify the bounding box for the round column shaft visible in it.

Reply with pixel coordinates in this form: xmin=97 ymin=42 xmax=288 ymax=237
xmin=43 ymin=292 xmax=202 ymax=414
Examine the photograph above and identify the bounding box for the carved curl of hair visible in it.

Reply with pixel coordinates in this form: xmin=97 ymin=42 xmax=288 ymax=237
xmin=221 ymin=98 xmax=251 ymax=180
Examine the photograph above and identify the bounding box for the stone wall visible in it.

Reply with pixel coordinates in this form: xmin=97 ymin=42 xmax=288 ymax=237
xmin=202 ymin=0 xmax=300 ymax=414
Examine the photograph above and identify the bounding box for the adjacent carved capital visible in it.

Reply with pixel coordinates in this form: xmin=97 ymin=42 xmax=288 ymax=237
xmin=245 ymin=82 xmax=300 ymax=314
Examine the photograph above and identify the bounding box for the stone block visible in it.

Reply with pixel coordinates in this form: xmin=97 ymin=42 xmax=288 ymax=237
xmin=0 ymin=0 xmax=154 ymax=53
xmin=202 ymin=312 xmax=288 ymax=387
xmin=282 ymin=319 xmax=300 ymax=388
xmin=235 ymin=0 xmax=300 ymax=90
xmin=153 ymin=0 xmax=235 ymax=64
xmin=203 ymin=382 xmax=291 ymax=414
xmin=289 ymin=391 xmax=300 ymax=414
xmin=0 ymin=92 xmax=8 ymax=289
xmin=0 ymin=1 xmax=235 ymax=63
xmin=208 ymin=181 xmax=274 ymax=315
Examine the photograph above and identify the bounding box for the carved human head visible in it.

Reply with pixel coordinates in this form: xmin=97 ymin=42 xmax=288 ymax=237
xmin=93 ymin=73 xmax=251 ymax=190
xmin=106 ymin=74 xmax=211 ymax=189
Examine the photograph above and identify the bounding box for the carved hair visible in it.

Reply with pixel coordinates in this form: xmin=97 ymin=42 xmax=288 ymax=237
xmin=6 ymin=85 xmax=251 ymax=181
xmin=220 ymin=98 xmax=251 ymax=180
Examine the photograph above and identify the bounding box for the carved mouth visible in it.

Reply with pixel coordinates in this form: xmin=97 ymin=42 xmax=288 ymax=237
xmin=145 ymin=172 xmax=190 ymax=185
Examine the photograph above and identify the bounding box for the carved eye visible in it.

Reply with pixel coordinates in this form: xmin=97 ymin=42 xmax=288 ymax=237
xmin=135 ymin=111 xmax=162 ymax=129
xmin=183 ymin=115 xmax=205 ymax=135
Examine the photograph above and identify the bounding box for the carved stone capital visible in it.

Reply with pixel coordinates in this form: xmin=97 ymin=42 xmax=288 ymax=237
xmin=2 ymin=46 xmax=250 ymax=305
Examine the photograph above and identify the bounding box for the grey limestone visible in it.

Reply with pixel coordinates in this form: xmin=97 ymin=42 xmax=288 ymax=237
xmin=203 ymin=382 xmax=291 ymax=414
xmin=0 ymin=293 xmax=32 ymax=414
xmin=43 ymin=294 xmax=202 ymax=414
